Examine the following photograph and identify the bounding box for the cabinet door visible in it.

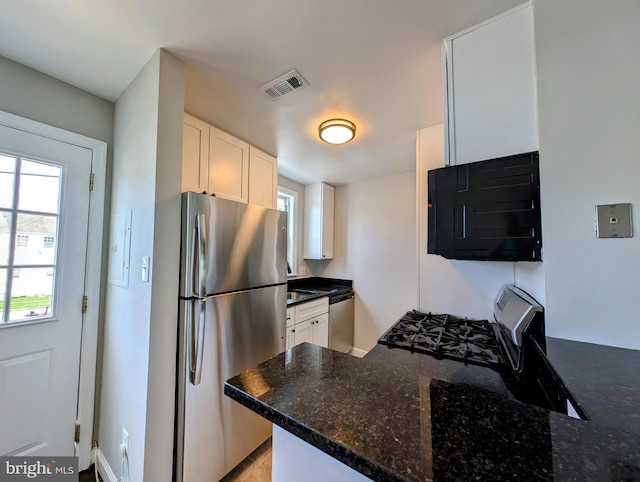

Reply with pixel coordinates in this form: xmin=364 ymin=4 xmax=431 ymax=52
xmin=321 ymin=183 xmax=334 ymax=259
xmin=293 ymin=319 xmax=313 ymax=347
xmin=444 ymin=4 xmax=537 ymax=165
xmin=311 ymin=313 xmax=329 ymax=349
xmin=286 ymin=325 xmax=295 ymax=350
xmin=248 ymin=147 xmax=277 ymax=208
xmin=182 ymin=114 xmax=209 ymax=193
xmin=209 ymin=126 xmax=250 ymax=203
xmin=303 ymin=183 xmax=334 ymax=259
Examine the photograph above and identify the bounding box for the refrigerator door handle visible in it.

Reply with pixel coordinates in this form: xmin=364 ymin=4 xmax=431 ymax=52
xmin=195 ymin=213 xmax=207 ymax=298
xmin=189 ymin=300 xmax=206 ymax=385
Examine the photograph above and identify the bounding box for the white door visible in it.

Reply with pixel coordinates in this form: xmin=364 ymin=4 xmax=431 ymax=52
xmin=0 ymin=124 xmax=92 ymax=457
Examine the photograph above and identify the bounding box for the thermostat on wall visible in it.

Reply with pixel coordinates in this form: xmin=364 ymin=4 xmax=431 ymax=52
xmin=595 ymin=203 xmax=633 ymax=238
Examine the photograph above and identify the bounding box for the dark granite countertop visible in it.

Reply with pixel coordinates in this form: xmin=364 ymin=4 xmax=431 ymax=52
xmin=546 ymin=337 xmax=640 ymax=435
xmin=225 ymin=342 xmax=640 ymax=481
xmin=287 ymin=277 xmax=353 ymax=306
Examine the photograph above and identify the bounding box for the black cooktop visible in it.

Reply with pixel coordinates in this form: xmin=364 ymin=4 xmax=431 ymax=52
xmin=379 ymin=310 xmax=506 ymax=369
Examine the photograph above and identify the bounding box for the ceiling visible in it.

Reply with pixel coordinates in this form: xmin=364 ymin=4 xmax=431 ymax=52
xmin=0 ymin=0 xmax=524 ymax=186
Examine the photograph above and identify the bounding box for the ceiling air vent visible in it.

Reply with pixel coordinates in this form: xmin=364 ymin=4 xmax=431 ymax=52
xmin=259 ymin=69 xmax=309 ymax=101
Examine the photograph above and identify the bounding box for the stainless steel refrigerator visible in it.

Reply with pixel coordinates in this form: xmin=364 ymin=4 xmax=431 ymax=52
xmin=175 ymin=192 xmax=287 ymax=482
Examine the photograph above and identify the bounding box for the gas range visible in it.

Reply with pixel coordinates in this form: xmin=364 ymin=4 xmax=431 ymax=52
xmin=378 ymin=285 xmax=590 ymax=420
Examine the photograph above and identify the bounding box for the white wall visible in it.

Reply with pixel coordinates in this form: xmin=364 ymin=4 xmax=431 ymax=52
xmin=417 ymin=125 xmax=546 ymax=320
xmin=534 ymin=0 xmax=640 ymax=349
xmin=0 ymin=55 xmax=113 ymax=144
xmin=143 ymin=50 xmax=184 ymax=482
xmin=99 ymin=49 xmax=184 ymax=482
xmin=315 ymin=171 xmax=417 ymax=352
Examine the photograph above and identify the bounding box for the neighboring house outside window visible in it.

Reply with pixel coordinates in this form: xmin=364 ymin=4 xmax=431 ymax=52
xmin=277 ymin=187 xmax=297 ymax=275
xmin=43 ymin=235 xmax=54 ymax=248
xmin=16 ymin=234 xmax=28 ymax=247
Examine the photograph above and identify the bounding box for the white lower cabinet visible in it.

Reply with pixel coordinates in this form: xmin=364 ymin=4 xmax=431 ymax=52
xmin=286 ymin=298 xmax=329 ymax=349
xmin=286 ymin=325 xmax=295 ymax=350
xmin=293 ymin=318 xmax=314 ymax=346
xmin=312 ymin=313 xmax=329 ymax=348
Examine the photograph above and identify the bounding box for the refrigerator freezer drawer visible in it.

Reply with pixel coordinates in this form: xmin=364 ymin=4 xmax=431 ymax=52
xmin=176 ymin=284 xmax=286 ymax=482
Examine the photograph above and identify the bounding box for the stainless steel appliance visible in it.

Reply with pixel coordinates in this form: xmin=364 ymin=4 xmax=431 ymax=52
xmin=427 ymin=151 xmax=542 ymax=261
xmin=175 ymin=192 xmax=287 ymax=482
xmin=328 ymin=290 xmax=354 ymax=353
xmin=378 ymin=285 xmax=589 ymax=420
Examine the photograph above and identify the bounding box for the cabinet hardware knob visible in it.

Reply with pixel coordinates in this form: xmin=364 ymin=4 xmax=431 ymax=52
xmin=292 ymin=329 xmax=295 ymax=333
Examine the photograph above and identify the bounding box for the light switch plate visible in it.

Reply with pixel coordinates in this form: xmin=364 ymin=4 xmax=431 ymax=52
xmin=595 ymin=203 xmax=633 ymax=238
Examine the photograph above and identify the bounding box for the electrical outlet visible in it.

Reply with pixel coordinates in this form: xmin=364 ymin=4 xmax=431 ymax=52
xmin=121 ymin=427 xmax=129 ymax=457
xmin=299 ymin=266 xmax=306 ymax=276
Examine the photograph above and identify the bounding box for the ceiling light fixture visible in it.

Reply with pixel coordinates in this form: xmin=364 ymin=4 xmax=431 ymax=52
xmin=318 ymin=119 xmax=356 ymax=145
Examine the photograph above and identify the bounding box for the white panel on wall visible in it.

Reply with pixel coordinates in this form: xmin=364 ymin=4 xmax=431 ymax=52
xmin=108 ymin=211 xmax=131 ymax=288
xmin=447 ymin=4 xmax=538 ymax=165
xmin=514 ymin=262 xmax=546 ymax=307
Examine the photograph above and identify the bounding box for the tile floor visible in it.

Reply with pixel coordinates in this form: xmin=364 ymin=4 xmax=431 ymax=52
xmin=221 ymin=438 xmax=272 ymax=482
xmin=79 ymin=465 xmax=100 ymax=481
xmin=79 ymin=439 xmax=272 ymax=482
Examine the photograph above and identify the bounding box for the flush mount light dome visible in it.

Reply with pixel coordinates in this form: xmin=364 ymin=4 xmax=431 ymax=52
xmin=318 ymin=119 xmax=356 ymax=145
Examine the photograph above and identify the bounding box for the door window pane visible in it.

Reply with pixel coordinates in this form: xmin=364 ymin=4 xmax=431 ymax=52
xmin=1 ymin=157 xmax=62 ymax=325
xmin=0 ymin=155 xmax=15 ymax=209
xmin=8 ymin=267 xmax=54 ymax=322
xmin=13 ymin=214 xmax=58 ymax=265
xmin=18 ymin=160 xmax=61 ymax=214
xmin=0 ymin=212 xmax=10 ymax=265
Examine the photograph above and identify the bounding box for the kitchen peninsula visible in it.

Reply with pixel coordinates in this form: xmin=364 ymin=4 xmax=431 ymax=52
xmin=225 ymin=342 xmax=640 ymax=481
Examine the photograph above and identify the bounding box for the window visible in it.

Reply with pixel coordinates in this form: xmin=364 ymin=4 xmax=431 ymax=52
xmin=0 ymin=154 xmax=60 ymax=323
xmin=16 ymin=235 xmax=28 ymax=247
xmin=276 ymin=187 xmax=297 ymax=274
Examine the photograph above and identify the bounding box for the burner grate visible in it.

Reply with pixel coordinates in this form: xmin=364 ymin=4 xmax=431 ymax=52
xmin=379 ymin=310 xmax=504 ymax=368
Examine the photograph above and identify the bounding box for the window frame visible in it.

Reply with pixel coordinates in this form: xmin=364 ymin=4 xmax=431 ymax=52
xmin=277 ymin=186 xmax=298 ymax=276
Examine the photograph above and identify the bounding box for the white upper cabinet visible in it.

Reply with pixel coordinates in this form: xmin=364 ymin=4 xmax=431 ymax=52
xmin=208 ymin=125 xmax=250 ymax=203
xmin=248 ymin=146 xmax=277 ymax=209
xmin=181 ymin=115 xmax=278 ymax=208
xmin=443 ymin=3 xmax=538 ymax=165
xmin=304 ymin=182 xmax=334 ymax=260
xmin=182 ymin=114 xmax=209 ymax=193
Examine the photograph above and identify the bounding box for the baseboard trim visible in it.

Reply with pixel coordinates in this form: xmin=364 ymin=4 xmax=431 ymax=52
xmin=96 ymin=447 xmax=119 ymax=482
xmin=350 ymin=348 xmax=368 ymax=358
